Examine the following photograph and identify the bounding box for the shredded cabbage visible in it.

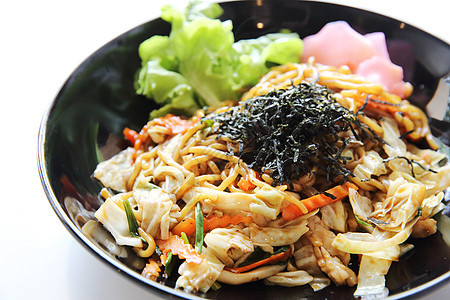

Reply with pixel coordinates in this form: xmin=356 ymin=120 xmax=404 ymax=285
xmin=204 ymin=228 xmax=253 ymax=267
xmin=264 ymin=270 xmax=313 ymax=287
xmin=93 ymin=148 xmax=134 ymax=192
xmin=354 ymin=255 xmax=391 ymax=299
xmin=176 ymin=247 xmax=225 ymax=293
xmin=332 ymin=220 xmax=416 ymax=255
xmin=94 ymin=197 xmax=143 ymax=247
xmin=249 ymin=220 xmax=309 ymax=246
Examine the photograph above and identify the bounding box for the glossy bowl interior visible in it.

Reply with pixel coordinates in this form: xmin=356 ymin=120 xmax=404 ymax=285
xmin=38 ymin=1 xmax=450 ymax=299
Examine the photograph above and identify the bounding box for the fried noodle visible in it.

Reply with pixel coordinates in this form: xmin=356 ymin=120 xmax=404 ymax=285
xmin=89 ymin=58 xmax=449 ymax=297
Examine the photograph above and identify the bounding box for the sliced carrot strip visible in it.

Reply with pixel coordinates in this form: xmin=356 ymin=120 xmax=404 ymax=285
xmin=141 ymin=258 xmax=161 ymax=279
xmin=123 ymin=127 xmax=139 ymax=144
xmin=156 ymin=234 xmax=204 ymax=264
xmin=204 ymin=214 xmax=253 ymax=232
xmin=282 ymin=203 xmax=303 ymax=221
xmin=282 ymin=182 xmax=358 ymax=220
xmin=354 ymin=93 xmax=402 ymax=117
xmin=225 ymin=247 xmax=292 ymax=274
xmin=172 ymin=219 xmax=197 ymax=236
xmin=238 ymin=175 xmax=256 ymax=192
xmin=171 ymin=214 xmax=253 ymax=236
xmin=150 ymin=114 xmax=193 ymax=135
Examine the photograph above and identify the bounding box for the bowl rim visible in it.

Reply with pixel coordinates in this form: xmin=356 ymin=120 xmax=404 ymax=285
xmin=37 ymin=0 xmax=450 ymax=299
xmin=37 ymin=115 xmax=201 ymax=299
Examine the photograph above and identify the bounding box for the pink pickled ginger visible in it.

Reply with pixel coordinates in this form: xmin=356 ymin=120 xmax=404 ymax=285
xmin=302 ymin=21 xmax=407 ymax=97
xmin=301 ymin=21 xmax=375 ymax=70
xmin=356 ymin=56 xmax=405 ymax=97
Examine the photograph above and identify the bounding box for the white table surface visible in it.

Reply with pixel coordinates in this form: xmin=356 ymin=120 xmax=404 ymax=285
xmin=0 ymin=0 xmax=448 ymax=299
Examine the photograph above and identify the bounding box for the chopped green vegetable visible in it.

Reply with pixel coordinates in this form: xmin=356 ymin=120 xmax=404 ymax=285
xmin=184 ymin=0 xmax=224 ymax=20
xmin=211 ymin=281 xmax=222 ymax=291
xmin=122 ymin=199 xmax=140 ymax=237
xmin=238 ymin=246 xmax=290 ymax=268
xmin=206 ymin=83 xmax=378 ymax=186
xmin=232 ymin=33 xmax=303 ymax=89
xmin=155 ymin=246 xmax=163 ymax=256
xmin=202 ymin=119 xmax=215 ymax=128
xmin=164 ymin=251 xmax=174 ymax=276
xmin=367 ymin=217 xmax=390 ymax=225
xmin=135 ymin=0 xmax=303 ymax=118
xmin=354 ymin=213 xmax=373 ymax=227
xmin=180 ymin=232 xmax=190 ymax=244
xmin=195 ymin=202 xmax=204 ymax=254
xmin=415 ymin=206 xmax=423 ymax=218
xmin=135 ymin=59 xmax=199 ymax=119
xmin=133 ymin=174 xmax=160 ymax=190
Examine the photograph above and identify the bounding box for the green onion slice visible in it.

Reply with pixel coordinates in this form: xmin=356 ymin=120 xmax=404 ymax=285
xmin=181 ymin=232 xmax=190 ymax=244
xmin=415 ymin=206 xmax=423 ymax=218
xmin=123 ymin=199 xmax=140 ymax=237
xmin=195 ymin=202 xmax=204 ymax=254
xmin=202 ymin=119 xmax=215 ymax=128
xmin=354 ymin=213 xmax=373 ymax=227
xmin=165 ymin=251 xmax=174 ymax=277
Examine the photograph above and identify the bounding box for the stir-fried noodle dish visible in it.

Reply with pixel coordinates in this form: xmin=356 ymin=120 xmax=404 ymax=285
xmin=84 ymin=7 xmax=449 ymax=299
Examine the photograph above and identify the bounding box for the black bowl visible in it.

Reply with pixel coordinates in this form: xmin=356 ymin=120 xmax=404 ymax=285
xmin=38 ymin=1 xmax=450 ymax=299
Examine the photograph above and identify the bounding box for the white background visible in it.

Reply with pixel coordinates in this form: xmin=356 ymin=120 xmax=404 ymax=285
xmin=0 ymin=0 xmax=448 ymax=299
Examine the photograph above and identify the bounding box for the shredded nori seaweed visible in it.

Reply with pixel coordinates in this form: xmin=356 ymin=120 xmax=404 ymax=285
xmin=383 ymin=155 xmax=437 ymax=178
xmin=205 ymin=83 xmax=379 ymax=186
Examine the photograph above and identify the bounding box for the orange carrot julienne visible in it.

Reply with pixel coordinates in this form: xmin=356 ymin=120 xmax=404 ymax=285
xmin=171 ymin=214 xmax=253 ymax=236
xmin=282 ymin=182 xmax=358 ymax=221
xmin=172 ymin=219 xmax=197 ymax=236
xmin=150 ymin=114 xmax=193 ymax=135
xmin=156 ymin=234 xmax=203 ymax=264
xmin=125 ymin=114 xmax=194 ymax=161
xmin=141 ymin=258 xmax=161 ymax=279
xmin=123 ymin=124 xmax=151 ymax=161
xmin=354 ymin=93 xmax=401 ymax=116
xmin=238 ymin=175 xmax=256 ymax=192
xmin=123 ymin=124 xmax=151 ymax=147
xmin=225 ymin=247 xmax=292 ymax=274
xmin=123 ymin=127 xmax=139 ymax=144
xmin=282 ymin=204 xmax=303 ymax=221
xmin=204 ymin=214 xmax=253 ymax=232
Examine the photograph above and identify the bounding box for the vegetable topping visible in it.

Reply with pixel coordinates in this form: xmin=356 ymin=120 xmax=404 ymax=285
xmin=89 ymin=2 xmax=450 ymax=296
xmin=156 ymin=234 xmax=204 ymax=264
xmin=282 ymin=181 xmax=358 ymax=220
xmin=135 ymin=0 xmax=303 ymax=119
xmin=225 ymin=246 xmax=292 ymax=274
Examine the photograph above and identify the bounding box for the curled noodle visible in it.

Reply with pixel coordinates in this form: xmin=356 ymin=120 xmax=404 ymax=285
xmin=91 ymin=59 xmax=449 ymax=297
